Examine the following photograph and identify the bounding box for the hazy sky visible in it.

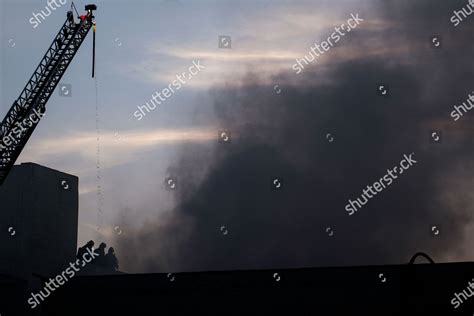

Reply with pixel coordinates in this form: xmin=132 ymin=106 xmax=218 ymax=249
xmin=1 ymin=0 xmax=472 ymax=273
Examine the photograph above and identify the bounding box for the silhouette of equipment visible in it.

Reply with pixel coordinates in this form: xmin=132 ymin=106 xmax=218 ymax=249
xmin=0 ymin=3 xmax=97 ymax=185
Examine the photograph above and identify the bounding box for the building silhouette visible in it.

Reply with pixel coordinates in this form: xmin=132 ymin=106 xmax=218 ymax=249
xmin=0 ymin=163 xmax=78 ymax=315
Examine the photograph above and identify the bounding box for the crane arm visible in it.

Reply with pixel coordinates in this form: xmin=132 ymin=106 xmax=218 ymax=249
xmin=0 ymin=4 xmax=97 ymax=185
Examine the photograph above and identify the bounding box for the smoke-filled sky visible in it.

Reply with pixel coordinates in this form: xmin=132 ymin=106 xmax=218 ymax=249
xmin=1 ymin=0 xmax=473 ymax=273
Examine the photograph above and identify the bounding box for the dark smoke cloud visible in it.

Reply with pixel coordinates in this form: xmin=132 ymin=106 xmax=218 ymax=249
xmin=116 ymin=0 xmax=473 ymax=273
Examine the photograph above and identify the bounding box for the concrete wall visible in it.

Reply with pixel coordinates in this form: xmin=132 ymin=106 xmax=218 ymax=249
xmin=0 ymin=163 xmax=78 ymax=281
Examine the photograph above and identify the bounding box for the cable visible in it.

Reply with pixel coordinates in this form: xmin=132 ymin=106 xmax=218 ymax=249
xmin=408 ymin=252 xmax=435 ymax=264
xmin=92 ymin=22 xmax=96 ymax=78
xmin=71 ymin=1 xmax=80 ymax=18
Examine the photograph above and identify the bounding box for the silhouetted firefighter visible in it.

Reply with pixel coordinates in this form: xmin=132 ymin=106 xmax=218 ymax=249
xmin=76 ymin=240 xmax=95 ymax=259
xmin=77 ymin=241 xmax=120 ymax=272
xmin=105 ymin=247 xmax=119 ymax=272
xmin=95 ymin=242 xmax=106 ymax=256
xmin=95 ymin=242 xmax=107 ymax=265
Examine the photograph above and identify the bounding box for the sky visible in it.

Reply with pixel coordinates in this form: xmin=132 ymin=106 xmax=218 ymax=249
xmin=1 ymin=0 xmax=473 ymax=273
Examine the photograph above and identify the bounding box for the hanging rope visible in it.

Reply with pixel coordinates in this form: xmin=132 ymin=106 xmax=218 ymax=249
xmin=92 ymin=22 xmax=96 ymax=78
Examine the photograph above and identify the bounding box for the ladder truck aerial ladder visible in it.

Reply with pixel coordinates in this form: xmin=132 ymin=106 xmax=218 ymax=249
xmin=0 ymin=3 xmax=97 ymax=185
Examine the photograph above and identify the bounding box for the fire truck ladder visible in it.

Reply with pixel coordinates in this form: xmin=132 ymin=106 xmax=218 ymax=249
xmin=0 ymin=4 xmax=97 ymax=185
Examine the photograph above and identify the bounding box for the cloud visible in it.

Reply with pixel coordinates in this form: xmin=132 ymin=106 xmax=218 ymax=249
xmin=124 ymin=2 xmax=397 ymax=89
xmin=18 ymin=127 xmax=217 ymax=170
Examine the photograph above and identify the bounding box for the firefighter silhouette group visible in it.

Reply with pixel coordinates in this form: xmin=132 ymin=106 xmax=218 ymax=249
xmin=76 ymin=240 xmax=119 ymax=273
